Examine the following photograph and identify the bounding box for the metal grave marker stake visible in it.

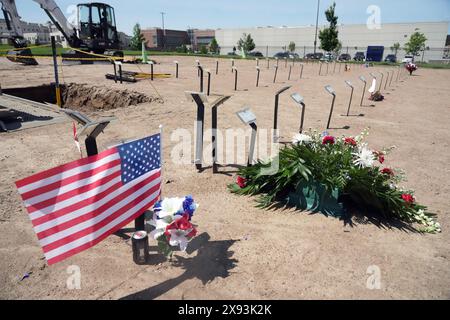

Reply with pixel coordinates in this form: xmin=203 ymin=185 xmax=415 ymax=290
xmin=185 ymin=91 xmax=208 ymax=171
xmin=236 ymin=108 xmax=258 ymax=167
xmin=256 ymin=66 xmax=261 ymax=87
xmin=273 ymin=66 xmax=279 ymax=83
xmin=359 ymin=75 xmax=367 ymax=106
xmin=300 ymin=63 xmax=304 ymax=79
xmin=198 ymin=65 xmax=204 ymax=92
xmin=325 ymin=85 xmax=337 ymax=130
xmin=206 ymin=69 xmax=211 ymax=96
xmin=174 ymin=60 xmax=179 ymax=78
xmin=232 ymin=66 xmax=238 ymax=91
xmin=113 ymin=61 xmax=123 ymax=84
xmin=273 ymin=86 xmax=292 ymax=142
xmin=211 ymin=95 xmax=231 ymax=173
xmin=345 ymin=80 xmax=355 ymax=116
xmin=291 ymin=93 xmax=306 ymax=133
xmin=148 ymin=61 xmax=154 ymax=81
xmin=379 ymin=72 xmax=384 ymax=91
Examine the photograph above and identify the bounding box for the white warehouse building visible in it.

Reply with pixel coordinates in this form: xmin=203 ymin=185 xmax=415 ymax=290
xmin=215 ymin=21 xmax=449 ymax=62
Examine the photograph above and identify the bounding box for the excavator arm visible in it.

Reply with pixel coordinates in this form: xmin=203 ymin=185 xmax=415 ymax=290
xmin=1 ymin=0 xmax=79 ymax=47
xmin=1 ymin=0 xmax=26 ymax=46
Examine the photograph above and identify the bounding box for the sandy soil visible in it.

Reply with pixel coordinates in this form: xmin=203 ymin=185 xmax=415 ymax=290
xmin=0 ymin=56 xmax=449 ymax=300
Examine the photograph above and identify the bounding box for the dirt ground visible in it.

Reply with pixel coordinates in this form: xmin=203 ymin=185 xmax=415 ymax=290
xmin=0 ymin=55 xmax=449 ymax=300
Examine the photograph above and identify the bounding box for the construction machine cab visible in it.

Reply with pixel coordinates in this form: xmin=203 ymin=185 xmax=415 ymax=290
xmin=77 ymin=2 xmax=120 ymax=54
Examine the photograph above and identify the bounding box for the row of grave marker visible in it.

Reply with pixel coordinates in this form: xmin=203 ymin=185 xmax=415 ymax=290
xmin=184 ymin=64 xmax=410 ymax=173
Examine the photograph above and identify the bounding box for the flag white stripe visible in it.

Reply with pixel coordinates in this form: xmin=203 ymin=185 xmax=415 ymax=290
xmin=39 ymin=174 xmax=161 ymax=246
xmin=17 ymin=153 xmax=120 ymax=194
xmin=44 ymin=188 xmax=160 ymax=261
xmin=32 ymin=168 xmax=161 ymax=233
xmin=28 ymin=175 xmax=122 ymax=219
xmin=25 ymin=165 xmax=121 ymax=207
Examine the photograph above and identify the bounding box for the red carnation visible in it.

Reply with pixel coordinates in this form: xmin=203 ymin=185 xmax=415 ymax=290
xmin=237 ymin=176 xmax=247 ymax=188
xmin=344 ymin=137 xmax=357 ymax=146
xmin=381 ymin=168 xmax=394 ymax=176
xmin=401 ymin=194 xmax=415 ymax=205
xmin=322 ymin=136 xmax=335 ymax=145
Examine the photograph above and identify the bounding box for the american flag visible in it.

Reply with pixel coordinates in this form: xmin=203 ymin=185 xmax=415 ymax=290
xmin=15 ymin=133 xmax=162 ymax=265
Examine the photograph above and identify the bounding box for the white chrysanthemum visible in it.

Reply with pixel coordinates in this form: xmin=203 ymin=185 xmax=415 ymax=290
xmin=292 ymin=133 xmax=313 ymax=145
xmin=353 ymin=146 xmax=375 ymax=168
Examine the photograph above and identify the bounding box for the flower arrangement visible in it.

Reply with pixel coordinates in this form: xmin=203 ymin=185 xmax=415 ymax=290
xmin=229 ymin=129 xmax=440 ymax=233
xmin=149 ymin=196 xmax=199 ymax=257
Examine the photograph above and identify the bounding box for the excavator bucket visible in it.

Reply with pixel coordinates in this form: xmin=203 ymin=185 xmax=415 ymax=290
xmin=6 ymin=48 xmax=38 ymax=66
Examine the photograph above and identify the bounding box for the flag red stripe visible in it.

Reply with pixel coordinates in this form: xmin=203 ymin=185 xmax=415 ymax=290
xmin=42 ymin=182 xmax=160 ymax=253
xmin=30 ymin=181 xmax=123 ymax=227
xmin=20 ymin=159 xmax=121 ymax=201
xmin=26 ymin=170 xmax=122 ymax=214
xmin=15 ymin=148 xmax=117 ymax=188
xmin=46 ymin=199 xmax=158 ymax=265
xmin=35 ymin=171 xmax=161 ymax=240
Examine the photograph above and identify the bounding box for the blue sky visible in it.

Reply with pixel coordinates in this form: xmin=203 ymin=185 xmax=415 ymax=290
xmin=13 ymin=0 xmax=450 ymax=35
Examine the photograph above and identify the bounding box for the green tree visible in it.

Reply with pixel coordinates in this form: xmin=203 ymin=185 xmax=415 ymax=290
xmin=391 ymin=42 xmax=401 ymax=57
xmin=318 ymin=2 xmax=340 ymax=53
xmin=200 ymin=45 xmax=208 ymax=55
xmin=130 ymin=23 xmax=145 ymax=51
xmin=210 ymin=38 xmax=219 ymax=54
xmin=237 ymin=33 xmax=255 ymax=55
xmin=333 ymin=41 xmax=342 ymax=55
xmin=288 ymin=41 xmax=296 ymax=53
xmin=404 ymin=32 xmax=427 ymax=57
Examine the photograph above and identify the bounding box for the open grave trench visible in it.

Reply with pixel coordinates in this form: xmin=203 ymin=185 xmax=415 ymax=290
xmin=0 ymin=83 xmax=161 ymax=131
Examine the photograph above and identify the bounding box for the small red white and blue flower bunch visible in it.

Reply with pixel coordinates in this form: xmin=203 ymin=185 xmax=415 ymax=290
xmin=149 ymin=196 xmax=199 ymax=256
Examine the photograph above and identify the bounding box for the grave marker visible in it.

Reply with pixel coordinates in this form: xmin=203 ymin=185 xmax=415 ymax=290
xmin=325 ymin=85 xmax=337 ymax=130
xmin=273 ymin=86 xmax=292 ymax=142
xmin=174 ymin=61 xmax=179 ymax=78
xmin=359 ymin=75 xmax=367 ymax=106
xmin=232 ymin=66 xmax=238 ymax=91
xmin=256 ymin=66 xmax=261 ymax=87
xmin=185 ymin=91 xmax=208 ymax=171
xmin=291 ymin=93 xmax=306 ymax=133
xmin=236 ymin=108 xmax=258 ymax=167
xmin=344 ymin=80 xmax=354 ymax=116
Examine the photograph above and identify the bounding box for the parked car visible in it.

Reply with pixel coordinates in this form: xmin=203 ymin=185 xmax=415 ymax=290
xmin=402 ymin=55 xmax=414 ymax=63
xmin=304 ymin=52 xmax=324 ymax=60
xmin=322 ymin=52 xmax=336 ymax=61
xmin=273 ymin=52 xmax=290 ymax=59
xmin=384 ymin=54 xmax=397 ymax=63
xmin=289 ymin=53 xmax=300 ymax=59
xmin=354 ymin=51 xmax=366 ymax=61
xmin=248 ymin=51 xmax=264 ymax=57
xmin=338 ymin=53 xmax=351 ymax=61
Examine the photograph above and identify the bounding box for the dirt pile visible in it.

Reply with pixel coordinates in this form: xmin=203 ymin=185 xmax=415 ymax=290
xmin=61 ymin=83 xmax=160 ymax=112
